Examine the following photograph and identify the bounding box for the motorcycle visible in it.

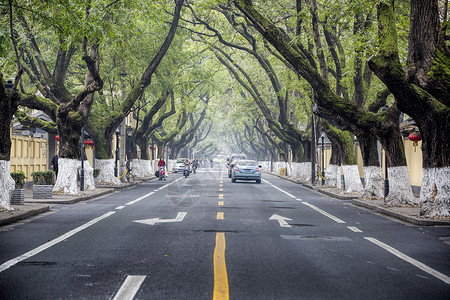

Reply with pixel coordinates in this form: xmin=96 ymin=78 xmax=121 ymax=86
xmin=159 ymin=166 xmax=166 ymax=180
xmin=183 ymin=164 xmax=190 ymax=178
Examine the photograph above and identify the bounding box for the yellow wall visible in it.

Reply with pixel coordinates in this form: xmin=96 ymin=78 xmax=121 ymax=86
xmin=10 ymin=135 xmax=48 ymax=180
xmin=354 ymin=140 xmax=422 ymax=187
xmin=403 ymin=139 xmax=422 ymax=187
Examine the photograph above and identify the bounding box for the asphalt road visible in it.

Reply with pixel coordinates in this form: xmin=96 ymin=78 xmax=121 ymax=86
xmin=1 ymin=168 xmax=449 ymax=299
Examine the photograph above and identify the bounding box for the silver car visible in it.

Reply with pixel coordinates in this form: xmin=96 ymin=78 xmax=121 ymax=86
xmin=231 ymin=160 xmax=262 ymax=183
xmin=172 ymin=158 xmax=186 ymax=173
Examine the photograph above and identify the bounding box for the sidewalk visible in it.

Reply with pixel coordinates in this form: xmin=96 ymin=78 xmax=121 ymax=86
xmin=0 ymin=176 xmax=156 ymax=227
xmin=271 ymin=173 xmax=450 ymax=226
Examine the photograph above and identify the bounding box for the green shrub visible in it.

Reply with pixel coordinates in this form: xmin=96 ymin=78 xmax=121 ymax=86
xmin=93 ymin=168 xmax=101 ymax=178
xmin=10 ymin=171 xmax=27 ymax=189
xmin=31 ymin=170 xmax=55 ymax=185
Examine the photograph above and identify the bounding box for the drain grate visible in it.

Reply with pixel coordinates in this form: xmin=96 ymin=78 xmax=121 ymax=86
xmin=281 ymin=235 xmax=351 ymax=241
xmin=271 ymin=206 xmax=296 ymax=209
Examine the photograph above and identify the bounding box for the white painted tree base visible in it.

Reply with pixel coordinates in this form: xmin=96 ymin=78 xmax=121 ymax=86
xmin=132 ymin=159 xmax=147 ymax=178
xmin=385 ymin=166 xmax=417 ymax=206
xmin=53 ymin=158 xmax=95 ymax=195
xmin=326 ymin=164 xmax=339 ymax=187
xmin=420 ymin=167 xmax=450 ymax=217
xmin=140 ymin=160 xmax=153 ymax=177
xmin=363 ymin=166 xmax=384 ymax=198
xmin=343 ymin=165 xmax=363 ymax=193
xmin=96 ymin=159 xmax=121 ymax=185
xmin=81 ymin=160 xmax=95 ymax=191
xmin=53 ymin=158 xmax=79 ymax=195
xmin=0 ymin=161 xmax=14 ymax=210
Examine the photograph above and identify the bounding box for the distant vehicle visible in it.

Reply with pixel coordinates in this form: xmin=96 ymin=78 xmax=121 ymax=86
xmin=173 ymin=158 xmax=187 ymax=173
xmin=227 ymin=153 xmax=247 ymax=178
xmin=231 ymin=159 xmax=262 ymax=183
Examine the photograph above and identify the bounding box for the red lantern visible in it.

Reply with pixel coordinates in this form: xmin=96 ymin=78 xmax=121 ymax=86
xmin=84 ymin=140 xmax=94 ymax=146
xmin=55 ymin=135 xmax=60 ymax=141
xmin=408 ymin=132 xmax=422 ymax=151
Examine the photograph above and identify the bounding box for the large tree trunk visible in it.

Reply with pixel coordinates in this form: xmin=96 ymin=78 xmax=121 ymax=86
xmin=1 ymin=73 xmax=22 ymax=210
xmin=368 ymin=0 xmax=450 ymax=215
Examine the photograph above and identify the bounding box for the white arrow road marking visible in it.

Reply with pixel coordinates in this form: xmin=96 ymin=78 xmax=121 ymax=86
xmin=113 ymin=275 xmax=146 ymax=300
xmin=134 ymin=212 xmax=187 ymax=226
xmin=269 ymin=214 xmax=293 ymax=228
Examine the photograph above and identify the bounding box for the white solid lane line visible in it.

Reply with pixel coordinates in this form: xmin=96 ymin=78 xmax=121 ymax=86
xmin=302 ymin=202 xmax=346 ymax=224
xmin=347 ymin=226 xmax=363 ymax=233
xmin=365 ymin=237 xmax=450 ymax=285
xmin=113 ymin=275 xmax=147 ymax=300
xmin=262 ymin=179 xmax=296 ymax=198
xmin=126 ymin=192 xmax=155 ymax=206
xmin=0 ymin=211 xmax=116 ymax=273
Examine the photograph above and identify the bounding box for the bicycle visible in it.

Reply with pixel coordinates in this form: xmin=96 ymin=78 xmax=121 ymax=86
xmin=119 ymin=168 xmax=135 ymax=183
xmin=313 ymin=170 xmax=325 ymax=186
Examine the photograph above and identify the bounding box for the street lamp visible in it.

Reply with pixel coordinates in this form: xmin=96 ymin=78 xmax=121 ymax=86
xmin=320 ymin=131 xmax=326 ymax=185
xmin=126 ymin=126 xmax=133 ymax=170
xmin=114 ymin=126 xmax=120 ymax=177
xmin=80 ymin=126 xmax=85 ymax=191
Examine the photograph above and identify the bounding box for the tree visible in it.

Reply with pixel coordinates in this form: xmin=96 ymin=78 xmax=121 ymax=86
xmin=368 ymin=0 xmax=450 ymax=216
xmin=233 ymin=0 xmax=417 ymax=206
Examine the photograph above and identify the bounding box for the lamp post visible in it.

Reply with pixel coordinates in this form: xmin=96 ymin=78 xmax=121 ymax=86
xmin=80 ymin=126 xmax=85 ymax=191
xmin=321 ymin=131 xmax=325 ymax=185
xmin=126 ymin=126 xmax=133 ymax=170
xmin=114 ymin=126 xmax=120 ymax=177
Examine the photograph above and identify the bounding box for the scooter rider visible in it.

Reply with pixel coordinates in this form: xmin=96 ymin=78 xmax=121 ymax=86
xmin=192 ymin=157 xmax=199 ymax=174
xmin=183 ymin=158 xmax=191 ymax=177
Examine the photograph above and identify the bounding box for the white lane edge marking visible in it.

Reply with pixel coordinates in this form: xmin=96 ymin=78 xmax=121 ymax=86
xmin=262 ymin=179 xmax=296 ymax=198
xmin=126 ymin=192 xmax=155 ymax=205
xmin=113 ymin=275 xmax=146 ymax=300
xmin=0 ymin=211 xmax=115 ymax=273
xmin=347 ymin=226 xmax=362 ymax=233
xmin=116 ymin=206 xmax=126 ymax=210
xmin=302 ymin=202 xmax=346 ymax=224
xmin=364 ymin=237 xmax=450 ymax=285
xmin=126 ymin=177 xmax=184 ymax=206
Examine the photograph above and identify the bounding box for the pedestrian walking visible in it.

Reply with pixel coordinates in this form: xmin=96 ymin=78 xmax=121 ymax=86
xmin=51 ymin=149 xmax=59 ymax=178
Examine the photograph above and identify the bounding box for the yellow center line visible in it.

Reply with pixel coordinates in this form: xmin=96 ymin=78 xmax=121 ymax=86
xmin=219 ymin=188 xmax=223 ymax=192
xmin=219 ymin=194 xmax=223 ymax=199
xmin=219 ymin=184 xmax=223 ymax=187
xmin=217 ymin=212 xmax=224 ymax=219
xmin=213 ymin=232 xmax=229 ymax=300
xmin=218 ymin=201 xmax=224 ymax=206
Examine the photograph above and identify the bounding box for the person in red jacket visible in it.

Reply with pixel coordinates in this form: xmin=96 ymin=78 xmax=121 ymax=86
xmin=158 ymin=157 xmax=166 ymax=167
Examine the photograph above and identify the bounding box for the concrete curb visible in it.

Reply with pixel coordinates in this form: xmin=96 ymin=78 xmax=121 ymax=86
xmin=26 ymin=188 xmax=116 ymax=205
xmin=353 ymin=200 xmax=450 ymax=226
xmin=0 ymin=205 xmax=50 ymax=226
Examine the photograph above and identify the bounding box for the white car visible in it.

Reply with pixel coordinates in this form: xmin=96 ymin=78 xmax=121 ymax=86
xmin=172 ymin=158 xmax=187 ymax=173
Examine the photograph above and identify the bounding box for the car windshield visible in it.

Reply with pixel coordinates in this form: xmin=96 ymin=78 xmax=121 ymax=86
xmin=237 ymin=160 xmax=257 ymax=166
xmin=176 ymin=159 xmax=185 ymax=163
